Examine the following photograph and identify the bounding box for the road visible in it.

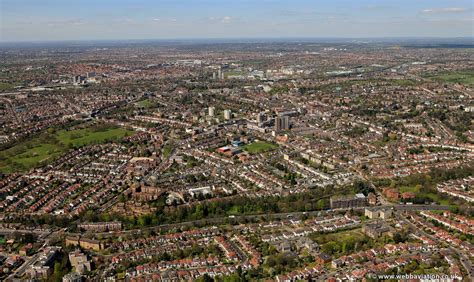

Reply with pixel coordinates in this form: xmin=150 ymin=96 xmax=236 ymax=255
xmin=5 ymin=228 xmax=66 ymax=281
xmin=0 ymin=228 xmax=50 ymax=236
xmin=65 ymin=204 xmax=450 ymax=237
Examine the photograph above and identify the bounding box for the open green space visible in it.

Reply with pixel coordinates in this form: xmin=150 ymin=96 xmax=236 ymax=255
xmin=56 ymin=127 xmax=131 ymax=147
xmin=399 ymin=185 xmax=421 ymax=193
xmin=0 ymin=124 xmax=133 ymax=173
xmin=243 ymin=141 xmax=278 ymax=154
xmin=0 ymin=82 xmax=14 ymax=91
xmin=310 ymin=228 xmax=374 ymax=257
xmin=162 ymin=143 xmax=174 ymax=158
xmin=398 ymin=185 xmax=451 ymax=205
xmin=310 ymin=227 xmax=412 ymax=257
xmin=135 ymin=98 xmax=154 ymax=108
xmin=374 ymin=166 xmax=474 ymax=209
xmin=424 ymin=70 xmax=474 ymax=87
xmin=311 ymin=228 xmax=366 ymax=245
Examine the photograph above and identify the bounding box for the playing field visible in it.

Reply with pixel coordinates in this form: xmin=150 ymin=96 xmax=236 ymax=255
xmin=243 ymin=141 xmax=278 ymax=154
xmin=0 ymin=124 xmax=133 ymax=173
xmin=56 ymin=127 xmax=132 ymax=147
xmin=136 ymin=98 xmax=154 ymax=108
xmin=425 ymin=71 xmax=474 ymax=87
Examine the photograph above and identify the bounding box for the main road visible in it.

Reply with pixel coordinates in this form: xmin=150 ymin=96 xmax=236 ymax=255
xmin=64 ymin=204 xmax=451 ymax=238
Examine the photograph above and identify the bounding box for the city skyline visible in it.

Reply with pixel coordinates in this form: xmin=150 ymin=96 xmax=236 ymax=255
xmin=1 ymin=0 xmax=473 ymax=42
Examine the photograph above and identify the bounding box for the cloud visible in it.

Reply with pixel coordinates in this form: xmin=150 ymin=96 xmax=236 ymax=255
xmin=421 ymin=7 xmax=468 ymax=14
xmin=365 ymin=5 xmax=392 ymax=10
xmin=150 ymin=18 xmax=177 ymax=24
xmin=46 ymin=19 xmax=86 ymax=27
xmin=207 ymin=16 xmax=236 ymax=24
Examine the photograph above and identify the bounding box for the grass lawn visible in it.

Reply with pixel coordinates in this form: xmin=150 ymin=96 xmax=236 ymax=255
xmin=311 ymin=228 xmax=366 ymax=245
xmin=0 ymin=82 xmax=14 ymax=91
xmin=419 ymin=192 xmax=452 ymax=206
xmin=162 ymin=143 xmax=174 ymax=158
xmin=424 ymin=71 xmax=474 ymax=87
xmin=399 ymin=185 xmax=421 ymax=193
xmin=57 ymin=127 xmax=131 ymax=147
xmin=0 ymin=124 xmax=133 ymax=173
xmin=10 ymin=144 xmax=64 ymax=168
xmin=395 ymin=185 xmax=452 ymax=205
xmin=136 ymin=99 xmax=154 ymax=108
xmin=243 ymin=141 xmax=278 ymax=154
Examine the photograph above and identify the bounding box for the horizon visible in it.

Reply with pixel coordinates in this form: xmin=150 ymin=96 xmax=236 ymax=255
xmin=1 ymin=36 xmax=473 ymax=46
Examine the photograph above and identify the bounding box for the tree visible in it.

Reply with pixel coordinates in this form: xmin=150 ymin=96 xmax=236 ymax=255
xmin=196 ymin=274 xmax=214 ymax=282
xmin=315 ymin=199 xmax=326 ymax=210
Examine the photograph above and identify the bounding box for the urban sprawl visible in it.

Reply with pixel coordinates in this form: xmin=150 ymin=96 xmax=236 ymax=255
xmin=0 ymin=41 xmax=473 ymax=281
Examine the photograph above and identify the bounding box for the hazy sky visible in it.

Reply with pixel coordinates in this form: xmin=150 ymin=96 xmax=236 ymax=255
xmin=1 ymin=0 xmax=473 ymax=42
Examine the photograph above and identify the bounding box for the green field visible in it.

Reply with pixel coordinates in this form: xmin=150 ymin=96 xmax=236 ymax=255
xmin=310 ymin=228 xmax=379 ymax=256
xmin=0 ymin=82 xmax=14 ymax=91
xmin=399 ymin=185 xmax=421 ymax=193
xmin=0 ymin=124 xmax=133 ymax=173
xmin=311 ymin=228 xmax=366 ymax=244
xmin=243 ymin=141 xmax=278 ymax=154
xmin=425 ymin=71 xmax=474 ymax=87
xmin=56 ymin=127 xmax=131 ymax=147
xmin=396 ymin=185 xmax=452 ymax=205
xmin=136 ymin=99 xmax=154 ymax=108
xmin=162 ymin=143 xmax=174 ymax=158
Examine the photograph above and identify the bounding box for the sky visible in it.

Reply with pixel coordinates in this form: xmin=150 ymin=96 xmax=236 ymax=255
xmin=1 ymin=0 xmax=473 ymax=42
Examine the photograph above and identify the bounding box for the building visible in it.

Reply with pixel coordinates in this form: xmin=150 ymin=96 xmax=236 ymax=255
xmin=365 ymin=208 xmax=393 ymax=220
xmin=231 ymin=140 xmax=244 ymax=147
xmin=364 ymin=208 xmax=377 ymax=219
xmin=217 ymin=67 xmax=224 ymax=80
xmin=72 ymin=75 xmax=84 ymax=85
xmin=27 ymin=247 xmax=61 ymax=279
xmin=256 ymin=112 xmax=266 ymax=126
xmin=208 ymin=107 xmax=215 ymax=117
xmin=402 ymin=192 xmax=416 ymax=200
xmin=224 ymin=109 xmax=232 ymax=120
xmin=131 ymin=185 xmax=163 ymax=201
xmin=367 ymin=192 xmax=377 ymax=205
xmin=316 ymin=252 xmax=331 ymax=264
xmin=63 ymin=272 xmax=83 ymax=282
xmin=69 ymin=250 xmax=91 ymax=274
xmin=66 ymin=237 xmax=104 ymax=251
xmin=330 ymin=194 xmax=368 ymax=209
xmin=362 ymin=221 xmax=392 ymax=239
xmin=77 ymin=221 xmax=122 ymax=232
xmin=275 ymin=116 xmax=290 ymax=132
xmin=383 ymin=188 xmax=400 ymax=201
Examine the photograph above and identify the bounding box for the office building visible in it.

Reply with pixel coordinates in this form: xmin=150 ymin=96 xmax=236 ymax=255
xmin=256 ymin=112 xmax=266 ymax=126
xmin=209 ymin=106 xmax=215 ymax=117
xmin=224 ymin=109 xmax=232 ymax=120
xmin=275 ymin=116 xmax=290 ymax=131
xmin=218 ymin=67 xmax=224 ymax=80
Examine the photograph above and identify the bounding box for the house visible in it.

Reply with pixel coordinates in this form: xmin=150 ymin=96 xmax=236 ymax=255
xmin=62 ymin=272 xmax=83 ymax=282
xmin=274 ymin=241 xmax=292 ymax=253
xmin=383 ymin=188 xmax=400 ymax=201
xmin=316 ymin=252 xmax=331 ymax=264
